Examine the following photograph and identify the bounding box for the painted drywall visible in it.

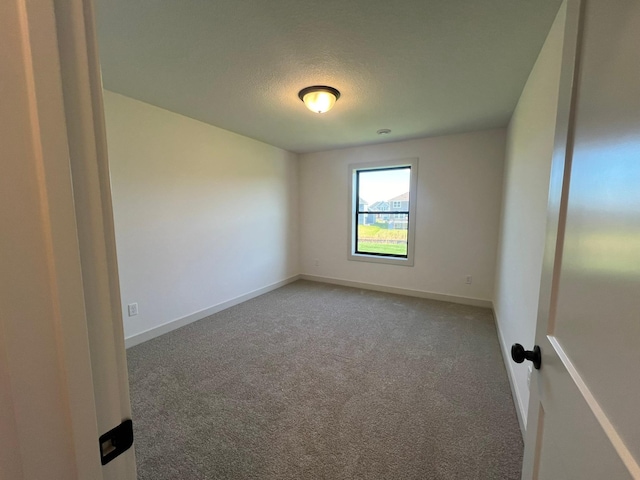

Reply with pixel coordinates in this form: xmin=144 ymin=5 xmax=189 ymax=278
xmin=299 ymin=129 xmax=506 ymax=303
xmin=493 ymin=3 xmax=566 ymax=431
xmin=104 ymin=91 xmax=300 ymax=341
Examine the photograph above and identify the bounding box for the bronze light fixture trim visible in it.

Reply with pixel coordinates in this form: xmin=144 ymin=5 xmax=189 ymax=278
xmin=298 ymin=86 xmax=341 ymax=113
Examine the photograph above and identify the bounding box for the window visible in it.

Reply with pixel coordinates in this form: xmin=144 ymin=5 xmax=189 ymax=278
xmin=348 ymin=158 xmax=418 ymax=266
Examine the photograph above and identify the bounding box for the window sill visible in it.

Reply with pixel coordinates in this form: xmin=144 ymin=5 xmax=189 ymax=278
xmin=347 ymin=252 xmax=414 ymax=267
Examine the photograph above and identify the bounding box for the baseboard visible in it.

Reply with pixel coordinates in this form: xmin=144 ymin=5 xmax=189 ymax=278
xmin=125 ymin=275 xmax=301 ymax=348
xmin=299 ymin=274 xmax=493 ymax=308
xmin=492 ymin=302 xmax=527 ymax=438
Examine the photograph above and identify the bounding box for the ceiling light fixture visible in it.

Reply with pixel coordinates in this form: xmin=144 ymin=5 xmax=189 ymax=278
xmin=298 ymin=86 xmax=340 ymax=114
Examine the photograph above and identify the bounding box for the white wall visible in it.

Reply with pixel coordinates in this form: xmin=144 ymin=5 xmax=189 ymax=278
xmin=493 ymin=3 xmax=566 ymax=431
xmin=299 ymin=130 xmax=506 ymax=304
xmin=104 ymin=91 xmax=300 ymax=343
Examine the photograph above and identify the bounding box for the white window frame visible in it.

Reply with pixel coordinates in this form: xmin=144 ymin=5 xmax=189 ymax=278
xmin=348 ymin=158 xmax=418 ymax=266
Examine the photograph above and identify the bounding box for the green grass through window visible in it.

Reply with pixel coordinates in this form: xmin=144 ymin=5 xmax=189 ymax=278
xmin=357 ymin=242 xmax=407 ymax=256
xmin=357 ymin=224 xmax=408 ymax=256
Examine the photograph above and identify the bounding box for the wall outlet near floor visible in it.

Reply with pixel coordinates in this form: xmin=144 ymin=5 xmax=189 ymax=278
xmin=465 ymin=275 xmax=472 ymax=284
xmin=527 ymin=365 xmax=533 ymax=388
xmin=314 ymin=259 xmax=320 ymax=267
xmin=128 ymin=303 xmax=139 ymax=317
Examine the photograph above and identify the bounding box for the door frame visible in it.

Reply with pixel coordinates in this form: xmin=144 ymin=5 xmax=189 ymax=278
xmin=521 ymin=0 xmax=583 ymax=475
xmin=53 ymin=0 xmax=136 ymax=476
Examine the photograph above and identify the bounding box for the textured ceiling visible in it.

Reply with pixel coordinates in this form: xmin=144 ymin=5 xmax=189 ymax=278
xmin=95 ymin=0 xmax=562 ymax=153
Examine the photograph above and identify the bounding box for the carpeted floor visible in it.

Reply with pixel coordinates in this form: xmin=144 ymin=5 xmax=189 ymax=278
xmin=127 ymin=280 xmax=523 ymax=479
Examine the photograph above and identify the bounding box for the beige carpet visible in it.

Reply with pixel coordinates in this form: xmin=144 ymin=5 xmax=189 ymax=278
xmin=127 ymin=280 xmax=523 ymax=479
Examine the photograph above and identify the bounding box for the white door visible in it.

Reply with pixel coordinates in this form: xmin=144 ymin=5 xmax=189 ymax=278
xmin=0 ymin=0 xmax=136 ymax=478
xmin=520 ymin=0 xmax=640 ymax=478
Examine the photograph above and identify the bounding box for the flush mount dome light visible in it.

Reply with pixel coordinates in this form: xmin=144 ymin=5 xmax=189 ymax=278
xmin=298 ymin=86 xmax=341 ymax=113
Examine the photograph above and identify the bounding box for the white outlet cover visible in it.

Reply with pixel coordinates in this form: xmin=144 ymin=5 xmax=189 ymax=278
xmin=128 ymin=303 xmax=138 ymax=316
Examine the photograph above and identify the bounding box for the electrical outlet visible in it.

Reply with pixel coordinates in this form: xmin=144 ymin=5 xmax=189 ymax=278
xmin=314 ymin=259 xmax=320 ymax=267
xmin=465 ymin=275 xmax=472 ymax=284
xmin=527 ymin=365 xmax=533 ymax=388
xmin=128 ymin=303 xmax=139 ymax=317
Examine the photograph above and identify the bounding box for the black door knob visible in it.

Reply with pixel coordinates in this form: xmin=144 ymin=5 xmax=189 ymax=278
xmin=511 ymin=343 xmax=541 ymax=370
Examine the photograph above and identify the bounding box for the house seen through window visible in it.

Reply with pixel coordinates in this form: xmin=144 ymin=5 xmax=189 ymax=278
xmin=349 ymin=158 xmax=419 ymax=268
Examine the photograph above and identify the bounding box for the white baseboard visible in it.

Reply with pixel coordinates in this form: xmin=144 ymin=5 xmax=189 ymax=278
xmin=492 ymin=303 xmax=527 ymax=438
xmin=299 ymin=274 xmax=493 ymax=308
xmin=125 ymin=275 xmax=301 ymax=348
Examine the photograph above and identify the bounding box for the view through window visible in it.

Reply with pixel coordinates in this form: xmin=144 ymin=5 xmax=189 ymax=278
xmin=355 ymin=166 xmax=411 ymax=257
